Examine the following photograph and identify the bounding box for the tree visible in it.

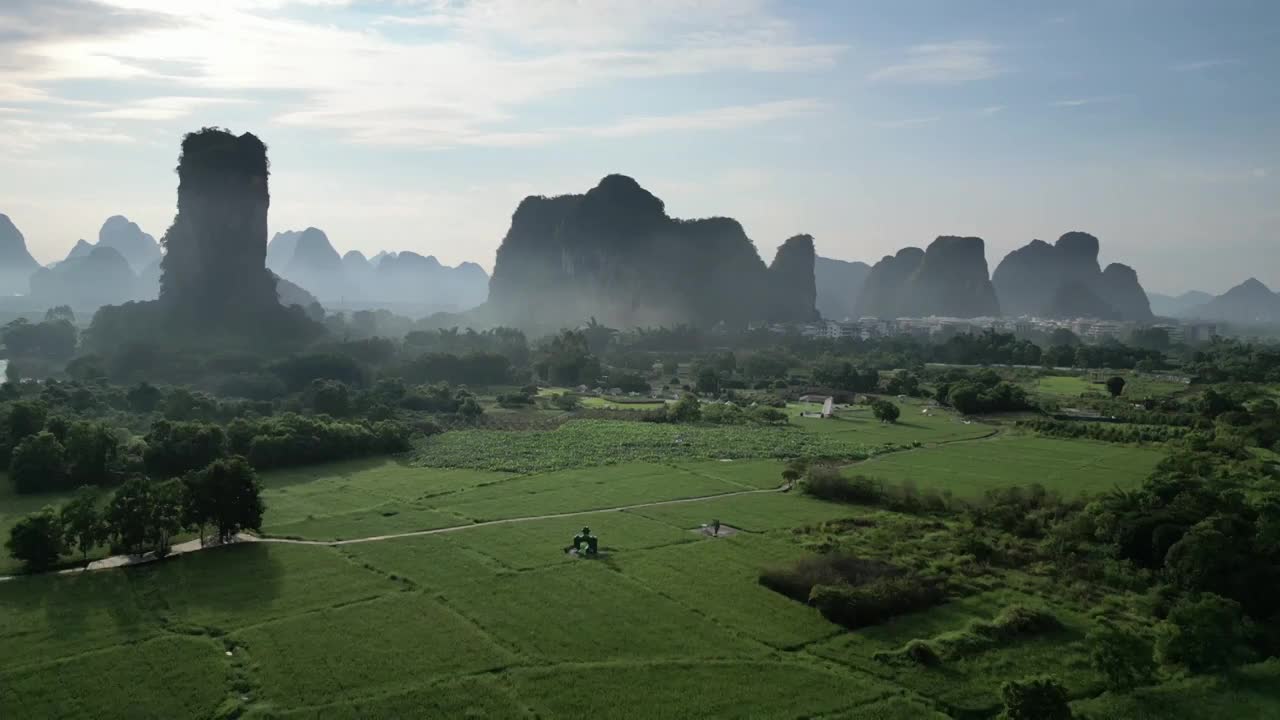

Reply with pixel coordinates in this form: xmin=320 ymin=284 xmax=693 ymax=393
xmin=189 ymin=457 xmax=264 ymax=544
xmin=105 ymin=477 xmax=158 ymax=555
xmin=9 ymin=431 xmax=68 ymax=494
xmin=872 ymin=400 xmax=900 ymax=424
xmin=6 ymin=506 xmax=64 ymax=571
xmin=1155 ymin=593 xmax=1244 ymax=673
xmin=1087 ymin=625 xmax=1155 ymax=691
xmin=1106 ymin=376 xmax=1127 ymax=398
xmin=127 ymin=382 xmax=163 ymax=413
xmin=150 ymin=478 xmax=186 ymax=555
xmin=4 ymin=360 xmax=19 ymax=385
xmin=669 ymin=393 xmax=702 ymax=423
xmin=64 ymin=421 xmax=121 ymax=487
xmin=44 ymin=305 xmax=75 ymax=324
xmin=7 ymin=400 xmax=49 ymax=444
xmin=695 ymin=366 xmax=720 ymax=395
xmin=60 ymin=487 xmax=104 ymax=561
xmin=308 ymin=379 xmax=352 ymax=416
xmin=143 ymin=420 xmax=227 ymax=478
xmin=997 ymin=676 xmax=1072 ymax=720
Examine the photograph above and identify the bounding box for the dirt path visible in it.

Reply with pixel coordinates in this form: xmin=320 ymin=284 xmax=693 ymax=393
xmin=0 ymin=484 xmax=792 ymax=581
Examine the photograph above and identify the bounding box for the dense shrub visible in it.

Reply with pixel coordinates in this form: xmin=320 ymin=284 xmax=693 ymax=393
xmin=759 ymin=553 xmax=904 ymax=603
xmin=240 ymin=414 xmax=411 ymax=470
xmin=808 ymin=574 xmax=946 ymax=629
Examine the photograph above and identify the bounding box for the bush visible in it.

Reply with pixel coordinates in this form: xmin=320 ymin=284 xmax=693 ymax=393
xmin=759 ymin=553 xmax=904 ymax=603
xmin=803 ymin=468 xmax=882 ymax=505
xmin=809 ymin=574 xmax=946 ymax=629
xmin=932 ymin=605 xmax=1063 ymax=659
xmin=1155 ymin=593 xmax=1245 ymax=673
xmin=6 ymin=506 xmax=64 ymax=571
xmin=997 ymin=676 xmax=1072 ymax=720
xmin=9 ymin=431 xmax=68 ymax=494
xmin=1088 ymin=624 xmax=1155 ymax=691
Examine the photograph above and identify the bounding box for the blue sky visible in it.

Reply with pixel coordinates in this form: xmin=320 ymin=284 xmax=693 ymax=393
xmin=1 ymin=0 xmax=1276 ymax=294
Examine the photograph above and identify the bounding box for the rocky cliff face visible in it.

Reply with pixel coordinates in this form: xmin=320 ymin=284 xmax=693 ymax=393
xmin=159 ymin=128 xmax=280 ymax=321
xmin=900 ymin=236 xmax=1000 ymax=318
xmin=768 ymin=235 xmax=820 ymax=322
xmin=485 ymin=174 xmax=817 ymax=329
xmin=992 ymin=232 xmax=1152 ymax=320
xmin=98 ymin=215 xmax=161 ymax=273
xmin=815 ymin=256 xmax=871 ymax=321
xmin=0 ymin=214 xmax=41 ymax=295
xmin=853 ymin=247 xmax=923 ymax=319
xmin=1098 ymin=263 xmax=1153 ymax=320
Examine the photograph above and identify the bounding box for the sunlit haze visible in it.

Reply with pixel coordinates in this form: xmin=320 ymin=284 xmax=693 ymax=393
xmin=2 ymin=0 xmax=1277 ymax=293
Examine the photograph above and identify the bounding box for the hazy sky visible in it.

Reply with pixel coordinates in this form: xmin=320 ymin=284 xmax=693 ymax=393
xmin=1 ymin=0 xmax=1276 ymax=294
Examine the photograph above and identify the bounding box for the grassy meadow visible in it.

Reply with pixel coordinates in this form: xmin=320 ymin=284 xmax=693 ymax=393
xmin=3 ymin=400 xmax=1273 ymax=719
xmin=843 ymin=435 xmax=1166 ymax=498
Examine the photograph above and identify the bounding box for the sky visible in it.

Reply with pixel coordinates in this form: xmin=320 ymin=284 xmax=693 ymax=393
xmin=1 ymin=0 xmax=1277 ymax=295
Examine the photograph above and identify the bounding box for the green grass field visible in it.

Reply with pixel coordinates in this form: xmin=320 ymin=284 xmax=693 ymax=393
xmin=413 ymin=418 xmax=871 ymax=473
xmin=1033 ymin=373 xmax=1189 ymax=401
xmin=0 ymin=426 xmax=1265 ymax=718
xmin=794 ymin=401 xmax=996 ymax=447
xmin=843 ymin=435 xmax=1164 ymax=497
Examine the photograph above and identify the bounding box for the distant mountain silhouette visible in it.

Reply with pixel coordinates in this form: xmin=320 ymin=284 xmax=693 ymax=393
xmin=814 ymin=256 xmax=870 ymax=320
xmin=266 ymin=231 xmax=489 ymax=314
xmin=64 ymin=239 xmax=95 ymax=263
xmin=992 ymin=232 xmax=1152 ymax=320
xmin=1184 ymin=278 xmax=1280 ymax=324
xmin=283 ymin=227 xmax=345 ymax=299
xmin=854 ymin=237 xmax=998 ymax=318
xmin=484 ymin=174 xmax=818 ymax=330
xmin=30 ymin=246 xmax=138 ymax=307
xmin=98 ymin=215 xmax=161 ymax=273
xmin=0 ymin=214 xmax=42 ymax=295
xmin=853 ymin=247 xmax=923 ymax=319
xmin=1149 ymin=290 xmax=1214 ymax=317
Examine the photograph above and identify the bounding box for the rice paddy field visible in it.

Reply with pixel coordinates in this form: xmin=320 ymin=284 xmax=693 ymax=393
xmin=843 ymin=435 xmax=1166 ymax=498
xmin=3 ymin=409 xmax=1273 ymax=719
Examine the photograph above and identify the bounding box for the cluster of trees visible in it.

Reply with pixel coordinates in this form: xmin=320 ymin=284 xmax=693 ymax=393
xmin=6 ymin=456 xmax=263 ymax=571
xmin=534 ymin=330 xmax=600 ymax=386
xmin=932 ymin=330 xmax=1042 ymax=366
xmin=1187 ymin=339 xmax=1280 ymax=383
xmin=933 ymin=369 xmax=1032 ymax=415
xmin=1042 ymin=341 xmax=1167 ymax=371
xmin=1018 ymin=419 xmax=1191 ymax=445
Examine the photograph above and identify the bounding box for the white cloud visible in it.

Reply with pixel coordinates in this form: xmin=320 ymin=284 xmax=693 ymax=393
xmin=980 ymin=105 xmax=1005 ymax=115
xmin=588 ymin=99 xmax=821 ymax=138
xmin=869 ymin=41 xmax=1003 ymax=84
xmin=1 ymin=0 xmax=842 ymax=148
xmin=1173 ymin=58 xmax=1241 ymax=72
xmin=1052 ymin=96 xmax=1117 ymax=107
xmin=0 ymin=117 xmax=134 ymax=155
xmin=89 ymin=95 xmax=245 ymax=120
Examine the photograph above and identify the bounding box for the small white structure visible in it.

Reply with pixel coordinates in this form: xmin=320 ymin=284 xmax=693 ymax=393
xmin=822 ymin=397 xmax=835 ymax=418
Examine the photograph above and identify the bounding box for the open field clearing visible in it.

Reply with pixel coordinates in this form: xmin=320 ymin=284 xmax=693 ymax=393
xmin=794 ymin=401 xmax=996 ymax=446
xmin=413 ymin=419 xmax=871 ymax=473
xmin=0 ymin=426 xmax=1267 ymax=719
xmin=844 ymin=435 xmax=1164 ymax=497
xmin=258 ymin=461 xmax=770 ymax=541
xmin=1033 ymin=373 xmax=1190 ymax=400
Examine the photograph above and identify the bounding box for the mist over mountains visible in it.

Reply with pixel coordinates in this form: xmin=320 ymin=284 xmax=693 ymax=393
xmin=0 ymin=147 xmax=1274 ymax=331
xmin=266 ymin=227 xmax=488 ymax=315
